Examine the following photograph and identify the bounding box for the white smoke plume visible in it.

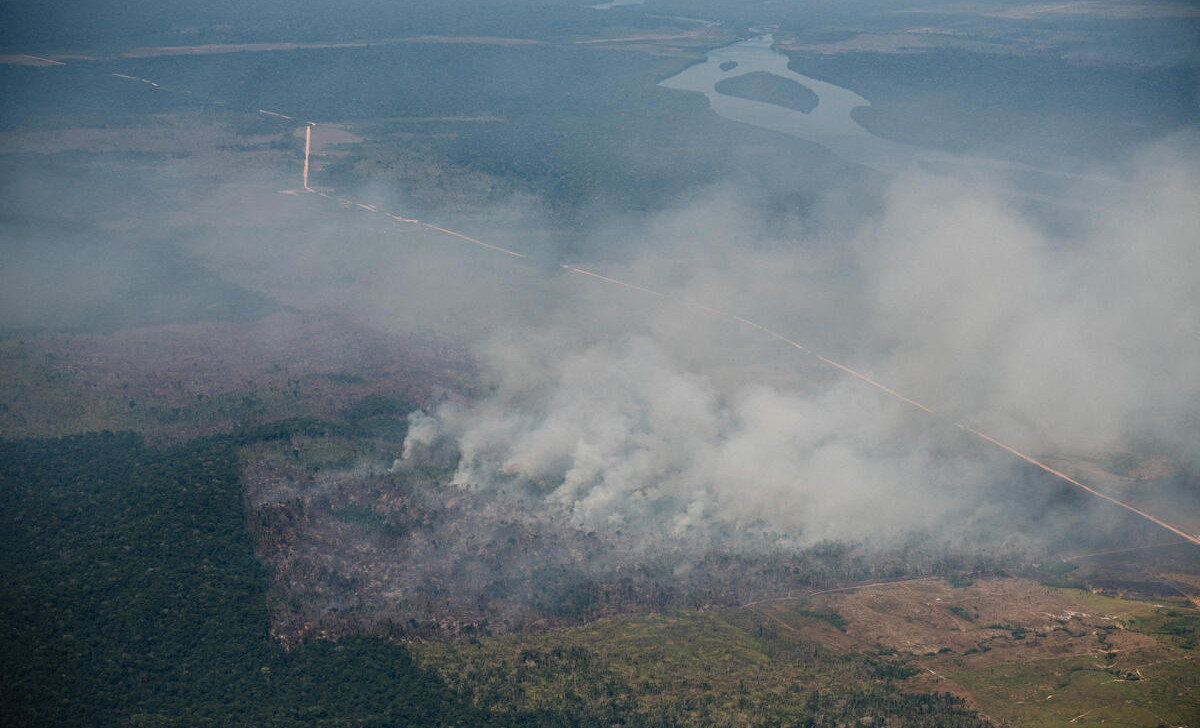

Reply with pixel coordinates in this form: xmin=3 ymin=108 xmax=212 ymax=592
xmin=437 ymin=337 xmax=982 ymax=542
xmin=864 ymin=134 xmax=1200 ymax=461
xmin=400 ymin=133 xmax=1200 ymax=548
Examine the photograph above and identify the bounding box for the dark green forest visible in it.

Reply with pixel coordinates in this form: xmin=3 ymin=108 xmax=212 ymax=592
xmin=0 ymin=428 xmax=459 ymax=727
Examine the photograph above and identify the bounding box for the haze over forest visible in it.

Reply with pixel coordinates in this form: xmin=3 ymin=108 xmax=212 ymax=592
xmin=2 ymin=1 xmax=1198 ymax=726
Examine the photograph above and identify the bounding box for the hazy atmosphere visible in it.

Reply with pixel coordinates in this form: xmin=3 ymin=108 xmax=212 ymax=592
xmin=3 ymin=1 xmax=1198 ymax=726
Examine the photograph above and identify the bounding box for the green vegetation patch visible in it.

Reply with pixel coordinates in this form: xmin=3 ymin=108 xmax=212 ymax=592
xmin=419 ymin=607 xmax=986 ymax=727
xmin=946 ymin=605 xmax=975 ymax=622
xmin=946 ymin=651 xmax=1200 ymax=727
xmin=796 ymin=607 xmax=850 ymax=631
xmin=1033 ymin=560 xmax=1084 ymax=588
xmin=714 ymin=71 xmax=819 ymax=113
xmin=1050 ymin=587 xmax=1169 ymax=622
xmin=1127 ymin=608 xmax=1200 ymax=650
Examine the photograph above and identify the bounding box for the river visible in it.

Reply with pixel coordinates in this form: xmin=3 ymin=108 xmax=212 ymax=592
xmin=659 ymin=34 xmax=1117 ymax=205
xmin=658 ymin=35 xmax=931 ymax=174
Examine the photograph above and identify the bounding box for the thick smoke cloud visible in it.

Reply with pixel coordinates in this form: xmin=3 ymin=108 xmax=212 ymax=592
xmin=401 ymin=133 xmax=1200 ymax=548
xmin=433 ymin=337 xmax=986 ymax=544
xmin=864 ymin=133 xmax=1200 ymax=461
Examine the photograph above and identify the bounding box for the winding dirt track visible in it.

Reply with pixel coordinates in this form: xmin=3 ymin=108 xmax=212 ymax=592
xmin=40 ymin=53 xmax=1200 ymax=549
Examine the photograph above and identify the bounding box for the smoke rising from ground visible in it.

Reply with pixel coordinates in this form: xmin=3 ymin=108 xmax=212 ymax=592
xmin=400 ymin=133 xmax=1200 ymax=549
xmin=5 ymin=88 xmax=1193 ymax=555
